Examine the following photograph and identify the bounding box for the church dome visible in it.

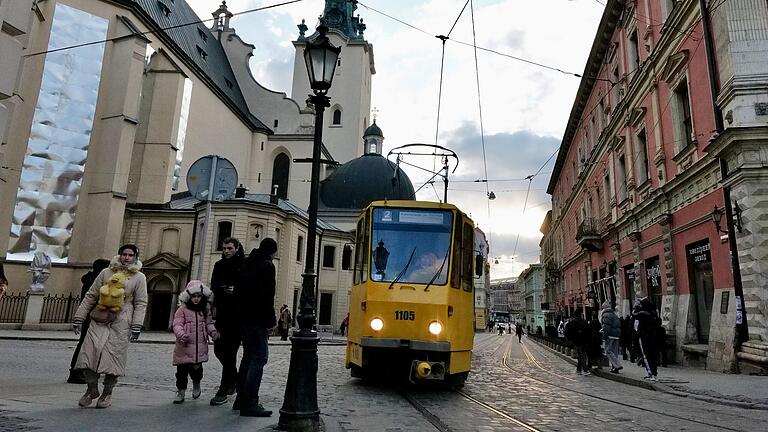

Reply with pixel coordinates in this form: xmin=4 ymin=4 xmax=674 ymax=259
xmin=363 ymin=121 xmax=383 ymax=138
xmin=320 ymin=153 xmax=414 ymax=209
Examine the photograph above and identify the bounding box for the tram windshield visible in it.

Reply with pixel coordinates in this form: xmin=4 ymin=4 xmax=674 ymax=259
xmin=370 ymin=208 xmax=453 ymax=285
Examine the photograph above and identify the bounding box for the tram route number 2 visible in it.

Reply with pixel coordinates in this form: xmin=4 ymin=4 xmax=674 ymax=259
xmin=395 ymin=310 xmax=415 ymax=320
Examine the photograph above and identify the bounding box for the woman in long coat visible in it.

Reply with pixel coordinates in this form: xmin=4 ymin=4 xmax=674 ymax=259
xmin=72 ymin=244 xmax=148 ymax=408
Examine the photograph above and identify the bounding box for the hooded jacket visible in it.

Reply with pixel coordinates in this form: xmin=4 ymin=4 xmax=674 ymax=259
xmin=633 ymin=297 xmax=659 ymax=342
xmin=235 ymin=248 xmax=277 ymax=328
xmin=73 ymin=256 xmax=148 ymax=376
xmin=600 ymin=301 xmax=621 ymax=339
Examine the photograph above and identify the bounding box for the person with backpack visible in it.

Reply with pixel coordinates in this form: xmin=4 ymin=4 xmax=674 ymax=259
xmin=564 ymin=314 xmax=590 ymax=376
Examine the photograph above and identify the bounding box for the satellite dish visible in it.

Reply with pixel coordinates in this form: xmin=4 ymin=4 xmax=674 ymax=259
xmin=186 ymin=155 xmax=238 ymax=202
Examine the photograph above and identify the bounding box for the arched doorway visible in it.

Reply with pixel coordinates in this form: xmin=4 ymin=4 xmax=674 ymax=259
xmin=148 ymin=276 xmax=174 ymax=331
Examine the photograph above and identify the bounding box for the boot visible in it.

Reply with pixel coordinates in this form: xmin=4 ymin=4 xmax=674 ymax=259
xmin=240 ymin=397 xmax=272 ymax=417
xmin=78 ymin=382 xmax=100 ymax=407
xmin=96 ymin=384 xmax=114 ymax=408
xmin=173 ymin=389 xmax=186 ymax=404
xmin=192 ymin=381 xmax=201 ymax=399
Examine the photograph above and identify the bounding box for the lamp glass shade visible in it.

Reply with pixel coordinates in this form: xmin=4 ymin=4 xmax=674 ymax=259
xmin=303 ymin=29 xmax=340 ymax=92
xmin=710 ymin=206 xmax=723 ymax=224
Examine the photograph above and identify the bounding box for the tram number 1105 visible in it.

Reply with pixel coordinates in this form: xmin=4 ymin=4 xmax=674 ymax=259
xmin=395 ymin=310 xmax=415 ymax=321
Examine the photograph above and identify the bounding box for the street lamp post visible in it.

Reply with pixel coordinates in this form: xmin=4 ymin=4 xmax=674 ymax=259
xmin=279 ymin=22 xmax=340 ymax=432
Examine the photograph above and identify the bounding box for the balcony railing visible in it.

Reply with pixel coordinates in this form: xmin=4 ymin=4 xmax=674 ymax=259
xmin=576 ymin=217 xmax=603 ymax=251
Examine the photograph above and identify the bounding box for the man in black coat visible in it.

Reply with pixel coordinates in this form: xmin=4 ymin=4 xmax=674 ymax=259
xmin=234 ymin=238 xmax=277 ymax=417
xmin=209 ymin=238 xmax=245 ymax=405
xmin=564 ymin=314 xmax=591 ymax=376
xmin=67 ymin=258 xmax=109 ymax=384
xmin=635 ymin=297 xmax=660 ymax=381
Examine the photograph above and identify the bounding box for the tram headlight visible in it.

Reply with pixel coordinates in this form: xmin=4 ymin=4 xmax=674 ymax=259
xmin=370 ymin=317 xmax=384 ymax=331
xmin=428 ymin=321 xmax=443 ymax=335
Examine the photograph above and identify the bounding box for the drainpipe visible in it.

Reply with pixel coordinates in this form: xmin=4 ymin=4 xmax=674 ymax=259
xmin=699 ymin=0 xmax=749 ymax=356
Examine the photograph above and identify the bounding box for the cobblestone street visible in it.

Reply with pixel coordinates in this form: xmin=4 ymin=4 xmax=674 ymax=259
xmin=1 ymin=334 xmax=766 ymax=431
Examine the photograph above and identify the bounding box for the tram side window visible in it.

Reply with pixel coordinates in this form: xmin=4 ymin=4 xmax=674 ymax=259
xmin=354 ymin=219 xmax=364 ymax=284
xmin=451 ymin=215 xmax=461 ymax=289
xmin=461 ymin=221 xmax=473 ymax=292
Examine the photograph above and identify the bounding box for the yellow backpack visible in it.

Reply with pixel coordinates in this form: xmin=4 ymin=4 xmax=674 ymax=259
xmin=96 ymin=272 xmax=127 ymax=313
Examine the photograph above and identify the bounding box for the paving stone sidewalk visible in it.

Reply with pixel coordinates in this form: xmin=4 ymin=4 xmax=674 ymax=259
xmin=528 ymin=336 xmax=768 ymax=410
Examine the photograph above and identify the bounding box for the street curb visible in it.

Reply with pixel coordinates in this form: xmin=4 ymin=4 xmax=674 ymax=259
xmin=0 ymin=335 xmax=348 ymax=346
xmin=528 ymin=337 xmax=768 ymax=410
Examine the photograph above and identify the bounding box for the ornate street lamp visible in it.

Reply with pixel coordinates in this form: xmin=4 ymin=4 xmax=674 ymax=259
xmin=279 ymin=22 xmax=340 ymax=431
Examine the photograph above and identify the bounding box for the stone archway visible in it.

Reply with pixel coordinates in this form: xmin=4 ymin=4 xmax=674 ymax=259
xmin=147 ymin=276 xmax=174 ymax=331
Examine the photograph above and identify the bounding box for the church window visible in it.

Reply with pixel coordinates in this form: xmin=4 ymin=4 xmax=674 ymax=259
xmin=272 ymin=153 xmax=290 ymax=200
xmin=323 ymin=245 xmax=336 ymax=268
xmin=196 ymin=46 xmax=208 ymax=61
xmin=157 ymin=1 xmax=171 ymax=17
xmin=297 ymin=236 xmax=304 ymax=262
xmin=216 ymin=221 xmax=232 ymax=251
xmin=197 ymin=28 xmax=208 ymax=42
xmin=332 ymin=109 xmax=342 ymax=125
xmin=274 ymin=119 xmax=279 ymax=128
xmin=225 ymin=79 xmax=233 ymax=89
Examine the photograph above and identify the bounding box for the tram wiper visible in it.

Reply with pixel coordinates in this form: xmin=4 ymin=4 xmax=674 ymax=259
xmin=388 ymin=247 xmax=417 ymax=290
xmin=423 ymin=246 xmax=450 ymax=292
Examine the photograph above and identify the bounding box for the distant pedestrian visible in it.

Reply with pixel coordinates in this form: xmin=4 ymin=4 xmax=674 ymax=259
xmin=279 ymin=305 xmax=291 ymax=341
xmin=600 ymin=301 xmax=623 ymax=373
xmin=0 ymin=260 xmax=7 ymax=297
xmin=487 ymin=320 xmax=494 ymax=333
xmin=564 ymin=314 xmax=590 ymax=376
xmin=497 ymin=323 xmax=504 ymax=335
xmin=172 ymin=281 xmax=219 ymax=404
xmin=67 ymin=259 xmax=110 ymax=384
xmin=634 ymin=297 xmax=660 ymax=381
xmin=72 ymin=244 xmax=147 ymax=408
xmin=209 ymin=238 xmax=245 ymax=406
xmin=587 ymin=313 xmax=603 ymax=370
xmin=234 ymin=238 xmax=278 ymax=417
xmin=515 ymin=323 xmax=524 ymax=343
xmin=340 ymin=312 xmax=349 ymax=337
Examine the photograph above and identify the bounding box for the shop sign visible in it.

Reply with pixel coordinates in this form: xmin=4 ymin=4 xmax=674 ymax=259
xmin=687 ymin=241 xmax=711 ymax=264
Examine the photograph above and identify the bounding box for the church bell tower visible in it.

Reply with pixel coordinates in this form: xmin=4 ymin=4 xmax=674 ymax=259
xmin=291 ymin=0 xmax=375 ymax=164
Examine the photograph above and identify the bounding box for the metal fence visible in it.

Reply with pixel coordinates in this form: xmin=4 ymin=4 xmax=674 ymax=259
xmin=0 ymin=292 xmax=29 ymax=323
xmin=40 ymin=294 xmax=80 ymax=324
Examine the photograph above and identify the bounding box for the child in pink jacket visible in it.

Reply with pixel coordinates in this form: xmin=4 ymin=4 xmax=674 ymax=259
xmin=172 ymin=280 xmax=219 ymax=404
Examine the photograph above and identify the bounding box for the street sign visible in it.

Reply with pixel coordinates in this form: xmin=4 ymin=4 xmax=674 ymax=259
xmin=186 ymin=155 xmax=238 ymax=202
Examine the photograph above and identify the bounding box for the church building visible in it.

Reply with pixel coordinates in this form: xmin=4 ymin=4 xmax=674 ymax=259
xmin=0 ymin=0 xmax=413 ymax=331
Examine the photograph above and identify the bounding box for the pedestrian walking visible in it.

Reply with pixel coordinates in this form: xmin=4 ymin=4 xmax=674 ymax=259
xmin=234 ymin=238 xmax=278 ymax=417
xmin=279 ymin=305 xmax=291 ymax=341
xmin=340 ymin=312 xmax=349 ymax=337
xmin=634 ymin=297 xmax=660 ymax=381
xmin=564 ymin=314 xmax=590 ymax=376
xmin=515 ymin=323 xmax=524 ymax=343
xmin=71 ymin=244 xmax=148 ymax=408
xmin=600 ymin=301 xmax=623 ymax=373
xmin=67 ymin=259 xmax=110 ymax=384
xmin=172 ymin=281 xmax=220 ymax=404
xmin=587 ymin=313 xmax=603 ymax=370
xmin=209 ymin=238 xmax=244 ymax=406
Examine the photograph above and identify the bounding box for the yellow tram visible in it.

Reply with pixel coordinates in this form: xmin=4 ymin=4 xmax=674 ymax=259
xmin=345 ymin=200 xmax=481 ymax=386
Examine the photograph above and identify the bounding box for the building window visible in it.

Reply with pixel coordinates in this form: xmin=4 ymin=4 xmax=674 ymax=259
xmin=197 ymin=27 xmax=208 ymax=42
xmin=322 ymin=245 xmax=336 ymax=268
xmin=673 ymin=77 xmax=693 ymax=153
xmin=332 ymin=108 xmax=342 ymax=125
xmin=296 ymin=236 xmax=304 ymax=262
xmin=216 ymin=221 xmax=232 ymax=251
xmin=271 ymin=153 xmax=290 ymax=200
xmin=635 ymin=129 xmax=649 ymax=185
xmin=628 ymin=30 xmax=640 ymax=72
xmin=342 ymin=244 xmax=353 ymax=270
xmin=225 ymin=78 xmax=233 ymax=89
xmin=196 ymin=45 xmax=207 ymax=60
xmin=617 ymin=155 xmax=627 ymax=201
xmin=611 ymin=65 xmax=620 ymax=108
xmin=603 ymin=174 xmax=612 ymax=211
xmin=157 ymin=0 xmax=171 ymax=16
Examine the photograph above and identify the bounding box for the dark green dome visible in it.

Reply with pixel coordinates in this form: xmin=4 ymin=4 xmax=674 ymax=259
xmin=320 ymin=154 xmax=414 ymax=209
xmin=363 ymin=121 xmax=383 ymax=138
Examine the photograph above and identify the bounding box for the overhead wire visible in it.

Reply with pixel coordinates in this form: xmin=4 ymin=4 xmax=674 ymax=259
xmin=24 ymin=0 xmax=306 ymax=58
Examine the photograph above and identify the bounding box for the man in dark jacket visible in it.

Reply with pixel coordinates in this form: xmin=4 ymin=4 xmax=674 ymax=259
xmin=209 ymin=238 xmax=245 ymax=406
xmin=234 ymin=238 xmax=277 ymax=417
xmin=635 ymin=297 xmax=660 ymax=381
xmin=601 ymin=301 xmax=623 ymax=373
xmin=564 ymin=314 xmax=591 ymax=376
xmin=67 ymin=258 xmax=109 ymax=384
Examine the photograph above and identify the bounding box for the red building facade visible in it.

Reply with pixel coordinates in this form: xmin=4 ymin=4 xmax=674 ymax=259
xmin=541 ymin=0 xmax=768 ymax=371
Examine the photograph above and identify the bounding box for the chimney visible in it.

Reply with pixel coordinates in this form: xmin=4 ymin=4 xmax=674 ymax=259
xmin=235 ymin=184 xmax=247 ymax=198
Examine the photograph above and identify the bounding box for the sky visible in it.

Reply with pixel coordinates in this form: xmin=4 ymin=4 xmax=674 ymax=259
xmin=186 ymin=0 xmax=605 ymax=279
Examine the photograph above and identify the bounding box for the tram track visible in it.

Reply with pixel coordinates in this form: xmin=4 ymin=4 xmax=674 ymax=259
xmin=502 ymin=338 xmax=747 ymax=432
